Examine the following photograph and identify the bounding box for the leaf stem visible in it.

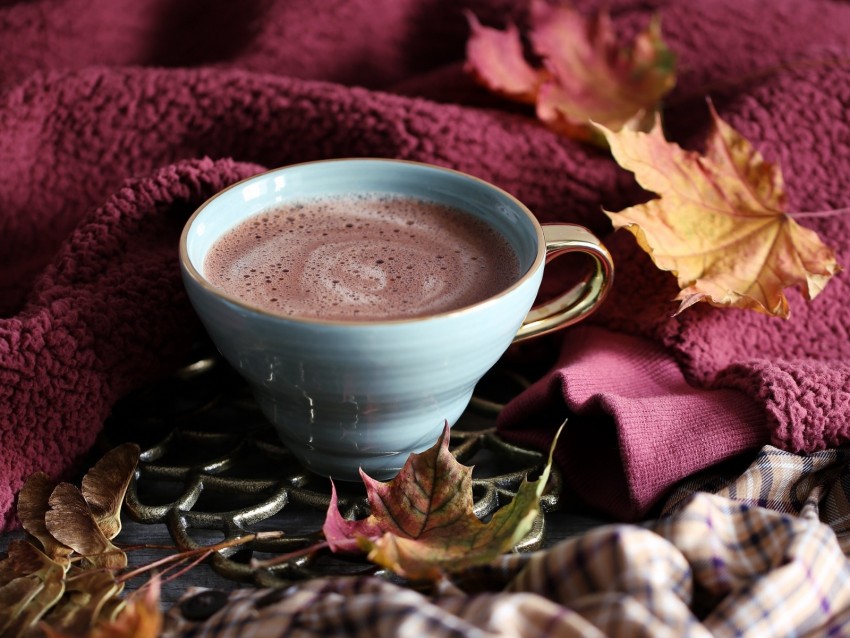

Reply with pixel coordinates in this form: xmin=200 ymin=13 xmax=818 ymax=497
xmin=118 ymin=551 xmax=196 ymax=582
xmin=250 ymin=541 xmax=329 ymax=569
xmin=788 ymin=206 xmax=850 ymax=218
xmin=117 ymin=531 xmax=284 ymax=582
xmin=117 ymin=543 xmax=180 ymax=551
xmin=160 ymin=551 xmax=214 ymax=585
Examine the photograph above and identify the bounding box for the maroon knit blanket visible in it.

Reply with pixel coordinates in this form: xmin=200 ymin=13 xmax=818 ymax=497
xmin=1 ymin=0 xmax=848 ymax=529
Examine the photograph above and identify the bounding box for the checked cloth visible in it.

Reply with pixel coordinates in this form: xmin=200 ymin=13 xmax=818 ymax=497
xmin=164 ymin=445 xmax=850 ymax=637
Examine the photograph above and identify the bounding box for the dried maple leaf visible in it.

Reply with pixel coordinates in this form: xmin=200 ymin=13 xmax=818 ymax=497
xmin=81 ymin=443 xmax=140 ymax=540
xmin=598 ymin=106 xmax=841 ymax=317
xmin=44 ymin=484 xmax=127 ymax=570
xmin=323 ymin=423 xmax=559 ymax=581
xmin=464 ymin=12 xmax=543 ymax=104
xmin=17 ymin=472 xmax=74 ymax=568
xmin=465 ymin=0 xmax=676 ymax=143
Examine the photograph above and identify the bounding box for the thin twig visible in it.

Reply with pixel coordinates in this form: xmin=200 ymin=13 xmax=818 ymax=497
xmin=116 ymin=542 xmax=180 ymax=551
xmin=788 ymin=206 xmax=850 ymax=219
xmin=117 ymin=531 xmax=284 ymax=582
xmin=250 ymin=541 xmax=329 ymax=569
xmin=161 ymin=551 xmax=214 ymax=585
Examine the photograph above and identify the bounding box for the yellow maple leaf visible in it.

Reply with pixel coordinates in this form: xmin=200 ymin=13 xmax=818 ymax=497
xmin=597 ymin=105 xmax=840 ymax=317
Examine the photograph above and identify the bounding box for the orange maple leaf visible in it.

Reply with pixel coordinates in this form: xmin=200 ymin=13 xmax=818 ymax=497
xmin=598 ymin=105 xmax=841 ymax=318
xmin=465 ymin=0 xmax=676 ymax=143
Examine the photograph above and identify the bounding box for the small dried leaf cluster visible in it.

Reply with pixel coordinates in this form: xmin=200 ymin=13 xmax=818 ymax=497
xmin=1 ymin=444 xmax=161 ymax=638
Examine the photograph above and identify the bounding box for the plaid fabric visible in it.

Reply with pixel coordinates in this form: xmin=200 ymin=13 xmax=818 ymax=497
xmin=663 ymin=445 xmax=850 ymax=553
xmin=164 ymin=446 xmax=850 ymax=638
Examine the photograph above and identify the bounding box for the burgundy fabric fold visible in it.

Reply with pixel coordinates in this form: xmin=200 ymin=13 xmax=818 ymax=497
xmin=1 ymin=0 xmax=850 ymax=528
xmin=497 ymin=327 xmax=770 ymax=518
xmin=0 ymin=158 xmax=265 ymax=528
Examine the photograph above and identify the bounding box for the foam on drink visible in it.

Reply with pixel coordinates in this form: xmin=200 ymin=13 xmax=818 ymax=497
xmin=204 ymin=193 xmax=520 ymax=321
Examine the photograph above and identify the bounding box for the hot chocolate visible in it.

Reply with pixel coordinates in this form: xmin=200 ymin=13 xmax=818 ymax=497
xmin=203 ymin=193 xmax=520 ymax=321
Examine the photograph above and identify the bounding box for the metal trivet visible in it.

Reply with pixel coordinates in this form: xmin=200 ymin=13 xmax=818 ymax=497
xmin=107 ymin=346 xmax=560 ymax=588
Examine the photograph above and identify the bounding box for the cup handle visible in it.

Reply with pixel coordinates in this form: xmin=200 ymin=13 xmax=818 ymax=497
xmin=513 ymin=223 xmax=614 ymax=343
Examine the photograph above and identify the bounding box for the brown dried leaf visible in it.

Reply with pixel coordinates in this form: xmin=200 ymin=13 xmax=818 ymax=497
xmin=0 ymin=541 xmax=65 ymax=637
xmin=43 ymin=577 xmax=161 ymax=638
xmin=17 ymin=473 xmax=73 ymax=568
xmin=45 ymin=484 xmax=127 ymax=570
xmin=0 ymin=576 xmax=41 ymax=635
xmin=40 ymin=567 xmax=123 ymax=636
xmin=0 ymin=541 xmax=50 ymax=586
xmin=80 ymin=444 xmax=140 ymax=540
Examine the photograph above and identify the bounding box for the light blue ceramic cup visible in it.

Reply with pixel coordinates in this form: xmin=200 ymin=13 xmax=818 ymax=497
xmin=180 ymin=159 xmax=613 ymax=480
